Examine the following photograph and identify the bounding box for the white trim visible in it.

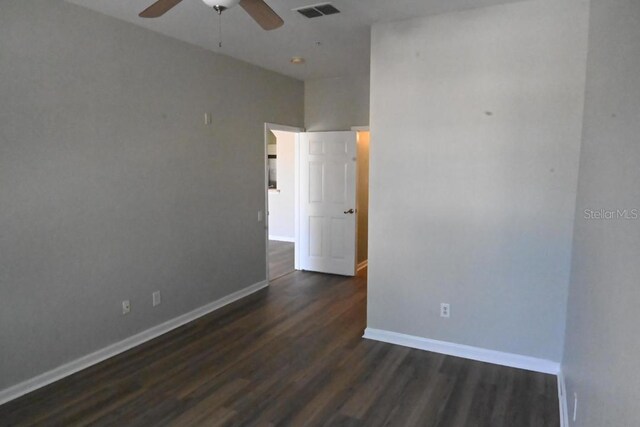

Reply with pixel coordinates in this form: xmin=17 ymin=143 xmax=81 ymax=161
xmin=269 ymin=235 xmax=295 ymax=243
xmin=0 ymin=280 xmax=268 ymax=406
xmin=351 ymin=126 xmax=370 ymax=131
xmin=363 ymin=328 xmax=560 ymax=375
xmin=264 ymin=123 xmax=271 ymax=282
xmin=265 ymin=123 xmax=305 ymax=133
xmin=294 ymin=131 xmax=302 ymax=271
xmin=357 ymin=260 xmax=368 ymax=272
xmin=558 ymin=370 xmax=569 ymax=427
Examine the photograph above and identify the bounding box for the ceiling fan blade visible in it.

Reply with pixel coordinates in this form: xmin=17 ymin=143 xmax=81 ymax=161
xmin=239 ymin=0 xmax=284 ymax=31
xmin=139 ymin=0 xmax=184 ymax=18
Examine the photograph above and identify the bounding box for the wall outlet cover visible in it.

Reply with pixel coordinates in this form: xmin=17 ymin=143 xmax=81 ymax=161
xmin=440 ymin=303 xmax=450 ymax=318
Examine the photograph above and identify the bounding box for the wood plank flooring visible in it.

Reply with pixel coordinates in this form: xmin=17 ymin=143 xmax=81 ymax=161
xmin=268 ymin=240 xmax=294 ymax=280
xmin=0 ymin=270 xmax=559 ymax=427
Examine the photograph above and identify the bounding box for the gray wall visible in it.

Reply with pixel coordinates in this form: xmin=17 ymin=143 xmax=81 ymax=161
xmin=305 ymin=74 xmax=370 ymax=131
xmin=367 ymin=0 xmax=589 ymax=361
xmin=562 ymin=0 xmax=640 ymax=425
xmin=0 ymin=0 xmax=303 ymax=391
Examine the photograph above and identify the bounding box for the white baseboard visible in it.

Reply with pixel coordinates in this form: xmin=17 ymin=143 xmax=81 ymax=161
xmin=363 ymin=328 xmax=560 ymax=375
xmin=269 ymin=235 xmax=295 ymax=243
xmin=558 ymin=370 xmax=569 ymax=427
xmin=0 ymin=280 xmax=268 ymax=406
xmin=357 ymin=260 xmax=368 ymax=272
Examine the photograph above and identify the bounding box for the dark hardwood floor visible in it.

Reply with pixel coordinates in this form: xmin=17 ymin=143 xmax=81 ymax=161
xmin=0 ymin=270 xmax=559 ymax=427
xmin=268 ymin=240 xmax=294 ymax=281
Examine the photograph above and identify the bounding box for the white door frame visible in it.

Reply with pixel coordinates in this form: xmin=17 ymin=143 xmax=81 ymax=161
xmin=264 ymin=123 xmax=305 ymax=283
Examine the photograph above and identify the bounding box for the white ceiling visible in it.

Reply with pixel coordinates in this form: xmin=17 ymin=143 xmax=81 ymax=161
xmin=67 ymin=0 xmax=526 ymax=81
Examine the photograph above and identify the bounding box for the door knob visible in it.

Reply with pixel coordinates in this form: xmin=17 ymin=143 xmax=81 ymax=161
xmin=344 ymin=209 xmax=355 ymax=214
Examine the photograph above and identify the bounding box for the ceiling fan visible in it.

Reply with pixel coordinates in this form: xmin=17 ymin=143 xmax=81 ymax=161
xmin=139 ymin=0 xmax=284 ymax=31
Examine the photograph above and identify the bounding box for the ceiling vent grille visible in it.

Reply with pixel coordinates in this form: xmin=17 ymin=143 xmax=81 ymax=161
xmin=294 ymin=3 xmax=341 ymax=19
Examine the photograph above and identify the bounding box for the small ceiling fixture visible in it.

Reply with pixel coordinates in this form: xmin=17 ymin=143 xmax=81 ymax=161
xmin=290 ymin=57 xmax=306 ymax=64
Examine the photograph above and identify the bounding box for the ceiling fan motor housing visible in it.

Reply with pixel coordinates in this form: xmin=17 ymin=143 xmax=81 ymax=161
xmin=202 ymin=0 xmax=241 ymax=9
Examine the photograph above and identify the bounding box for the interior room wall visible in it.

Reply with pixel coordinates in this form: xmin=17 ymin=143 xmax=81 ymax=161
xmin=367 ymin=0 xmax=589 ymax=361
xmin=562 ymin=0 xmax=640 ymax=425
xmin=357 ymin=131 xmax=370 ymax=265
xmin=305 ymin=74 xmax=370 ymax=131
xmin=268 ymin=131 xmax=296 ymax=241
xmin=0 ymin=0 xmax=303 ymax=392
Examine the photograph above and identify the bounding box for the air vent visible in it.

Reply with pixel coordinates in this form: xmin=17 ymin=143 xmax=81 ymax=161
xmin=314 ymin=4 xmax=340 ymax=15
xmin=294 ymin=3 xmax=341 ymax=19
xmin=297 ymin=7 xmax=323 ymax=18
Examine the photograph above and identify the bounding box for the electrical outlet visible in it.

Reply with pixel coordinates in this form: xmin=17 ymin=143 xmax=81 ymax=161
xmin=440 ymin=303 xmax=450 ymax=318
xmin=122 ymin=300 xmax=131 ymax=315
xmin=573 ymin=392 xmax=578 ymax=422
xmin=153 ymin=291 xmax=161 ymax=307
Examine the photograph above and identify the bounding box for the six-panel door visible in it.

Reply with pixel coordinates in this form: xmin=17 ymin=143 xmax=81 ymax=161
xmin=299 ymin=131 xmax=357 ymax=276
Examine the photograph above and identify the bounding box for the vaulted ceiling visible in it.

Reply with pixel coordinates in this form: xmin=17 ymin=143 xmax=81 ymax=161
xmin=67 ymin=0 xmax=527 ymax=81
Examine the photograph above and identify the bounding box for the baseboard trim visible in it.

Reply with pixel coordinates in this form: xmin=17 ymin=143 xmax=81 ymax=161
xmin=558 ymin=370 xmax=569 ymax=427
xmin=363 ymin=328 xmax=560 ymax=375
xmin=357 ymin=260 xmax=368 ymax=272
xmin=0 ymin=280 xmax=268 ymax=406
xmin=268 ymin=235 xmax=295 ymax=243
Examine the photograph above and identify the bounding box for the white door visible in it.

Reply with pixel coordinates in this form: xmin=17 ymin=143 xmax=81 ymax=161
xmin=299 ymin=131 xmax=357 ymax=276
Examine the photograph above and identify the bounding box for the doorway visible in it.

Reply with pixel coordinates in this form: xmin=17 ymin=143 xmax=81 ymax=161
xmin=356 ymin=130 xmax=370 ymax=273
xmin=264 ymin=125 xmax=370 ymax=280
xmin=265 ymin=124 xmax=302 ymax=281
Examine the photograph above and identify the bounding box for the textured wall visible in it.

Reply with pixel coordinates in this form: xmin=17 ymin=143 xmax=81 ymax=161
xmin=562 ymin=0 xmax=640 ymax=425
xmin=305 ymin=74 xmax=370 ymax=131
xmin=0 ymin=0 xmax=303 ymax=391
xmin=368 ymin=0 xmax=589 ymax=361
